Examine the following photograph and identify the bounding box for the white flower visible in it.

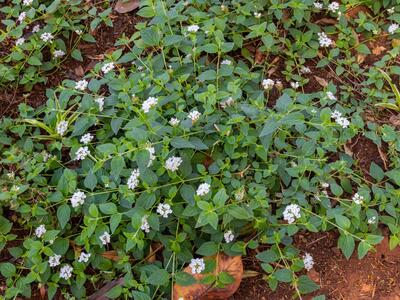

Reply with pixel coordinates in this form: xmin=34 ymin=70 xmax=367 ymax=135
xmin=283 ymin=204 xmax=301 ymax=224
xmin=75 ymin=29 xmax=83 ymax=35
xmin=53 ymin=50 xmax=65 ymax=58
xmin=59 ymin=265 xmax=73 ymax=280
xmin=80 ymin=133 xmax=93 ymax=145
xmin=11 ymin=185 xmax=20 ymax=192
xmin=95 ymin=97 xmax=104 ymax=111
xmin=49 ymin=254 xmax=61 ymax=267
xmin=141 ymin=215 xmax=150 ymax=233
xmin=146 ymin=146 xmax=156 ymax=166
xmin=196 ymin=183 xmax=210 ymax=196
xmin=187 ymin=25 xmax=200 ymax=33
xmin=157 ymin=203 xmax=173 ymax=218
xmin=331 ymin=110 xmax=342 ymax=119
xmin=303 ymin=253 xmax=314 ymax=271
xmin=290 ymin=82 xmax=300 ymax=89
xmin=318 ymin=32 xmax=333 ymax=47
xmin=18 ymin=12 xmax=26 ymax=23
xmin=262 ymin=78 xmax=275 ymax=90
xmin=142 ymin=96 xmax=158 ymax=113
xmin=352 ymin=193 xmax=364 ymax=204
xmin=35 ymin=224 xmax=46 ymax=238
xmin=220 ymin=97 xmax=234 ymax=109
xmin=99 ymin=231 xmax=111 ymax=245
xmin=78 ymin=252 xmax=91 ymax=263
xmin=388 ymin=23 xmax=399 ymax=35
xmin=221 ymin=59 xmax=232 ymax=65
xmin=169 ymin=118 xmax=180 ymax=126
xmin=224 ymin=230 xmax=234 ymax=243
xmin=23 ymin=0 xmax=33 ymax=6
xmin=75 ymin=146 xmax=90 ymax=161
xmin=127 ymin=169 xmax=140 ymax=190
xmin=15 ymin=38 xmax=25 ymax=46
xmin=56 ymin=120 xmax=68 ymax=136
xmin=234 ymin=187 xmax=245 ymax=201
xmin=328 ymin=2 xmax=339 ymax=12
xmin=313 ymin=2 xmax=323 ymax=9
xmin=368 ymin=216 xmax=377 ymax=224
xmin=75 ymin=79 xmax=88 ymax=91
xmin=189 ymin=258 xmax=205 ymax=274
xmin=300 ymin=66 xmax=311 ymax=74
xmin=326 ymin=91 xmax=337 ymax=101
xmin=32 ymin=25 xmax=40 ymax=33
xmin=101 ymin=62 xmax=115 ymax=74
xmin=336 ymin=116 xmax=350 ymax=128
xmin=188 ymin=110 xmax=201 ymax=123
xmin=70 ymin=191 xmax=86 ymax=208
xmin=311 ymin=108 xmax=317 ymax=114
xmin=388 ymin=7 xmax=395 ymax=14
xmin=321 ymin=182 xmax=330 ymax=188
xmin=165 ymin=156 xmax=183 ymax=172
xmin=254 ymin=12 xmax=262 ymax=18
xmin=40 ymin=32 xmax=54 ymax=43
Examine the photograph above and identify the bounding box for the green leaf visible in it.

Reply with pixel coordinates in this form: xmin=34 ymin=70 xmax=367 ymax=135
xmin=228 ymin=205 xmax=253 ymax=220
xmin=338 ymin=234 xmax=355 ymax=259
xmin=111 ymin=156 xmax=125 ymax=178
xmin=57 ymin=169 xmax=77 ymax=196
xmin=141 ymin=27 xmax=160 ymax=46
xmin=110 ymin=214 xmax=121 ymax=234
xmin=57 ymin=204 xmax=71 ymax=229
xmin=105 ymin=286 xmax=122 ymax=299
xmin=0 ymin=262 xmax=16 ymax=278
xmin=89 ymin=204 xmax=99 ymax=217
xmin=335 ymin=215 xmax=350 ymax=229
xmin=46 ymin=0 xmax=61 ymax=13
xmin=71 ymin=49 xmax=83 ymax=62
xmin=146 ymin=269 xmax=170 ymax=286
xmin=27 ymin=56 xmax=42 ymax=66
xmin=196 ymin=241 xmax=219 ymax=256
xmin=256 ymin=250 xmax=278 ymax=263
xmin=180 ymin=184 xmax=195 ymax=206
xmin=84 ymin=172 xmax=97 ymax=190
xmin=357 ymin=241 xmax=372 ymax=259
xmin=298 ymin=275 xmax=319 ymax=294
xmin=175 ymin=271 xmax=196 ymax=286
xmin=99 ymin=203 xmax=117 ymax=215
xmin=212 ymin=189 xmax=228 ymax=206
xmin=369 ymin=162 xmax=384 ymax=181
xmin=274 ymin=269 xmax=292 ymax=282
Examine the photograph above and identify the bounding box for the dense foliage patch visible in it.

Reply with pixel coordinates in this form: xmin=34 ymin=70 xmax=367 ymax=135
xmin=1 ymin=0 xmax=400 ymax=299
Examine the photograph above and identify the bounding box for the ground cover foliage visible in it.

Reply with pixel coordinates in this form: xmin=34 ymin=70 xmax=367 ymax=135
xmin=1 ymin=0 xmax=400 ymax=299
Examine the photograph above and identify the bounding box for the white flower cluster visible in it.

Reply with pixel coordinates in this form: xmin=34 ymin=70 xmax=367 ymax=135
xmin=75 ymin=146 xmax=90 ymax=160
xmin=326 ymin=91 xmax=337 ymax=101
xmin=300 ymin=66 xmax=311 ymax=74
xmin=75 ymin=79 xmax=88 ymax=91
xmin=283 ymin=204 xmax=301 ymax=224
xmin=35 ymin=224 xmax=46 ymax=238
xmin=352 ymin=193 xmax=363 ymax=204
xmin=142 ymin=96 xmax=158 ymax=113
xmin=60 ymin=265 xmax=73 ymax=280
xmin=290 ymin=81 xmax=300 ymax=89
xmin=23 ymin=0 xmax=33 ymax=6
xmin=40 ymin=32 xmax=53 ymax=43
xmin=331 ymin=110 xmax=350 ymax=128
xmin=189 ymin=258 xmax=205 ymax=274
xmin=32 ymin=25 xmax=40 ymax=33
xmin=388 ymin=7 xmax=395 ymax=14
xmin=141 ymin=215 xmax=150 ymax=233
xmin=254 ymin=12 xmax=262 ymax=18
xmin=196 ymin=183 xmax=210 ymax=196
xmin=157 ymin=203 xmax=173 ymax=218
xmin=328 ymin=2 xmax=339 ymax=12
xmin=78 ymin=252 xmax=91 ymax=263
xmin=95 ymin=97 xmax=104 ymax=111
xmin=56 ymin=120 xmax=68 ymax=136
xmin=188 ymin=110 xmax=201 ymax=122
xmin=18 ymin=12 xmax=26 ymax=23
xmin=16 ymin=38 xmax=25 ymax=46
xmin=220 ymin=97 xmax=234 ymax=109
xmin=262 ymin=78 xmax=275 ymax=90
xmin=318 ymin=32 xmax=333 ymax=47
xmin=303 ymin=253 xmax=314 ymax=271
xmin=127 ymin=169 xmax=140 ymax=190
xmin=165 ymin=156 xmax=183 ymax=172
xmin=313 ymin=2 xmax=323 ymax=9
xmin=224 ymin=230 xmax=234 ymax=243
xmin=221 ymin=59 xmax=232 ymax=65
xmin=169 ymin=117 xmax=180 ymax=126
xmin=101 ymin=62 xmax=115 ymax=74
xmin=80 ymin=133 xmax=93 ymax=144
xmin=53 ymin=50 xmax=65 ymax=58
xmin=99 ymin=231 xmax=111 ymax=245
xmin=187 ymin=25 xmax=200 ymax=33
xmin=146 ymin=146 xmax=156 ymax=166
xmin=388 ymin=23 xmax=399 ymax=35
xmin=49 ymin=254 xmax=61 ymax=267
xmin=70 ymin=191 xmax=86 ymax=208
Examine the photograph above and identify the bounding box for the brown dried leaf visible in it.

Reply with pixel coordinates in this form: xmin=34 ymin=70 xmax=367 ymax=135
xmin=315 ymin=18 xmax=337 ymax=25
xmin=88 ymin=278 xmax=124 ymax=300
xmin=39 ymin=284 xmax=46 ymax=299
xmin=314 ymin=75 xmax=328 ymax=87
xmin=254 ymin=48 xmax=265 ymax=64
xmin=101 ymin=250 xmax=121 ymax=261
xmin=173 ymin=253 xmax=243 ymax=300
xmin=114 ymin=0 xmax=139 ymax=13
xmin=372 ymin=45 xmax=386 ymax=55
xmin=357 ymin=53 xmax=366 ymax=64
xmin=74 ymin=65 xmax=85 ymax=77
xmin=345 ymin=5 xmax=372 ymax=19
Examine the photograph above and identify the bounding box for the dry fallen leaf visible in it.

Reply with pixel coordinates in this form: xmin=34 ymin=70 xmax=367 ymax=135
xmin=88 ymin=278 xmax=124 ymax=300
xmin=114 ymin=0 xmax=139 ymax=13
xmin=345 ymin=5 xmax=372 ymax=19
xmin=254 ymin=48 xmax=266 ymax=64
xmin=101 ymin=250 xmax=121 ymax=261
xmin=173 ymin=253 xmax=243 ymax=300
xmin=314 ymin=75 xmax=328 ymax=87
xmin=315 ymin=18 xmax=337 ymax=25
xmin=372 ymin=45 xmax=386 ymax=55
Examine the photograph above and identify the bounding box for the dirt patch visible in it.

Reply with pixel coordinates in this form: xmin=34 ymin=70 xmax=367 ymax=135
xmin=231 ymin=231 xmax=400 ymax=300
